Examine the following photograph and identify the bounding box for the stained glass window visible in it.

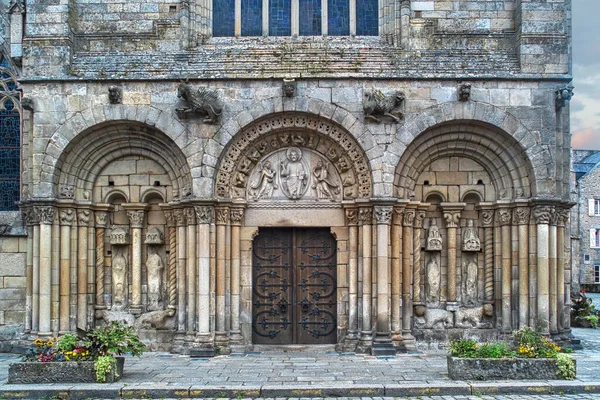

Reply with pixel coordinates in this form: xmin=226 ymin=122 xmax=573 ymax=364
xmin=269 ymin=0 xmax=291 ymax=36
xmin=327 ymin=0 xmax=349 ymax=36
xmin=242 ymin=0 xmax=263 ymax=36
xmin=213 ymin=0 xmax=235 ymax=37
xmin=356 ymin=0 xmax=378 ymax=36
xmin=299 ymin=0 xmax=321 ymax=36
xmin=0 ymin=57 xmax=20 ymax=211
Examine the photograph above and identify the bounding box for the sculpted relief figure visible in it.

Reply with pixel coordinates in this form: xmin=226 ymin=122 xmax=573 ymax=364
xmin=462 ymin=256 xmax=478 ymax=306
xmin=112 ymin=248 xmax=128 ymax=311
xmin=250 ymin=160 xmax=277 ymax=200
xmin=279 ymin=147 xmax=308 ymax=200
xmin=426 ymin=220 xmax=443 ymax=251
xmin=462 ymin=220 xmax=480 ymax=252
xmin=426 ymin=257 xmax=441 ymax=304
xmin=146 ymin=248 xmax=164 ymax=311
xmin=312 ymin=159 xmax=340 ymax=201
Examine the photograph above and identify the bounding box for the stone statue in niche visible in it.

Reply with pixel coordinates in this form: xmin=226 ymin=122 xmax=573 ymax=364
xmin=112 ymin=247 xmax=128 ymax=311
xmin=250 ymin=159 xmax=277 ymax=200
xmin=176 ymin=82 xmax=223 ymax=123
xmin=279 ymin=147 xmax=308 ymax=200
xmin=462 ymin=219 xmax=480 ymax=252
xmin=145 ymin=247 xmax=164 ymax=311
xmin=426 ymin=257 xmax=441 ymax=304
xmin=363 ymin=89 xmax=404 ymax=123
xmin=426 ymin=220 xmax=443 ymax=251
xmin=312 ymin=158 xmax=340 ymax=201
xmin=462 ymin=255 xmax=478 ymax=306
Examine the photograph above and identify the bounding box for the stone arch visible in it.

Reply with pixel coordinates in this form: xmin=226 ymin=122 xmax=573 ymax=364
xmin=214 ymin=112 xmax=373 ymax=200
xmin=53 ymin=121 xmax=192 ymax=201
xmin=390 ymin=102 xmax=549 ymax=196
xmin=38 ymin=104 xmax=194 ymax=197
xmin=394 ymin=120 xmax=536 ymax=200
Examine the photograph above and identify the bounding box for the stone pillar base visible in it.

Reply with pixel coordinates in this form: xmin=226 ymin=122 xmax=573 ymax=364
xmin=342 ymin=332 xmax=359 ymax=352
xmin=392 ymin=331 xmax=407 ymax=353
xmin=190 ymin=333 xmax=216 ymax=357
xmin=214 ymin=332 xmax=230 ymax=355
xmin=171 ymin=331 xmax=186 ymax=354
xmin=401 ymin=332 xmax=416 ymax=351
xmin=371 ymin=333 xmax=395 ymax=356
xmin=356 ymin=331 xmax=373 ymax=354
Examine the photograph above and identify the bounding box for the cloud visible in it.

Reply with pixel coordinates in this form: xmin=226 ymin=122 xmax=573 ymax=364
xmin=572 ymin=128 xmax=600 ymax=150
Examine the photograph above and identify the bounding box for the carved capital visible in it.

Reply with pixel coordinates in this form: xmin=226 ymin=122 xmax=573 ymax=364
xmin=77 ymin=209 xmax=91 ymax=227
xmin=443 ymin=211 xmax=460 ymax=228
xmin=358 ymin=208 xmax=372 ymax=225
xmin=59 ymin=208 xmax=75 ymax=226
xmin=497 ymin=209 xmax=512 ymax=226
xmin=185 ymin=208 xmax=196 ymax=225
xmin=195 ymin=206 xmax=213 ymax=224
xmin=36 ymin=206 xmax=55 ymax=225
xmin=127 ymin=210 xmax=144 ymax=228
xmin=557 ymin=209 xmax=569 ymax=227
xmin=403 ymin=209 xmax=416 ymax=227
xmin=174 ymin=209 xmax=186 ymax=227
xmin=216 ymin=207 xmax=230 ymax=225
xmin=95 ymin=211 xmax=108 ymax=228
xmin=392 ymin=207 xmax=404 ymax=225
xmin=549 ymin=208 xmax=559 ymax=226
xmin=164 ymin=210 xmax=176 ymax=227
xmin=513 ymin=207 xmax=530 ymax=226
xmin=230 ymin=208 xmax=245 ymax=225
xmin=414 ymin=210 xmax=426 ymax=228
xmin=345 ymin=208 xmax=359 ymax=226
xmin=374 ymin=206 xmax=393 ymax=225
xmin=481 ymin=209 xmax=495 ymax=228
xmin=533 ymin=205 xmax=553 ymax=225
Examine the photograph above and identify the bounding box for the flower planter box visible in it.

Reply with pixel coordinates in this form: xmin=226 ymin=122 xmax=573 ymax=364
xmin=8 ymin=357 xmax=125 ymax=384
xmin=447 ymin=356 xmax=574 ymax=380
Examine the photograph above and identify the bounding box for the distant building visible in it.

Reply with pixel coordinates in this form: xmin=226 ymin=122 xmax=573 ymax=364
xmin=572 ymin=150 xmax=600 ymax=291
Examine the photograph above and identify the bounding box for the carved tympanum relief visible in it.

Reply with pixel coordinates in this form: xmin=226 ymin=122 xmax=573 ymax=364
xmin=216 ymin=115 xmax=372 ymax=200
xmin=246 ymin=147 xmax=343 ymax=202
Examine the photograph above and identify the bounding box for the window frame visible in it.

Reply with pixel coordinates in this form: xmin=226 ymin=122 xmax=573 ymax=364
xmin=595 ymin=265 xmax=600 ymax=284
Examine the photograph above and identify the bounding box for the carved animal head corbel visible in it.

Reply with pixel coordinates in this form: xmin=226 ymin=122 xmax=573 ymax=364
xmin=108 ymin=86 xmax=122 ymax=104
xmin=458 ymin=83 xmax=471 ymax=101
xmin=283 ymin=78 xmax=297 ymax=97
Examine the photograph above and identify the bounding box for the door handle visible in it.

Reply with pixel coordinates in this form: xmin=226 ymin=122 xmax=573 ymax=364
xmin=301 ymin=303 xmax=310 ymax=313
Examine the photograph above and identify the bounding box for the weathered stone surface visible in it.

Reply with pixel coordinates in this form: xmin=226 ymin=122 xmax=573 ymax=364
xmin=8 ymin=357 xmax=125 ymax=384
xmin=447 ymin=356 xmax=573 ymax=380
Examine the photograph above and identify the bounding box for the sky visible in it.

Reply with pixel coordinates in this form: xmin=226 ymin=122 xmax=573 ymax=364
xmin=571 ymin=0 xmax=600 ymax=150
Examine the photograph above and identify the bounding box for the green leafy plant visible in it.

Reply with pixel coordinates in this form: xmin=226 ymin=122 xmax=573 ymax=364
xmin=571 ymin=291 xmax=599 ymax=328
xmin=449 ymin=339 xmax=516 ymax=358
xmin=555 ymin=353 xmax=576 ymax=380
xmin=94 ymin=355 xmax=118 ymax=383
xmin=584 ymin=315 xmax=599 ymax=329
xmin=449 ymin=338 xmax=478 ymax=358
xmin=514 ymin=326 xmax=561 ymax=358
xmin=85 ymin=321 xmax=146 ymax=358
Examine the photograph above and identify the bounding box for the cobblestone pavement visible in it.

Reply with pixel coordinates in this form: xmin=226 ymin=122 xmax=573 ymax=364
xmin=1 ymin=328 xmax=600 ymax=399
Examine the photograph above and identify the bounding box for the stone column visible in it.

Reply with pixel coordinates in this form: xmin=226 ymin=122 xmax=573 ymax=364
xmin=94 ymin=206 xmax=110 ymax=318
xmin=412 ymin=207 xmax=426 ymax=305
xmin=31 ymin=208 xmax=41 ymax=332
xmin=479 ymin=206 xmax=495 ymax=304
xmin=162 ymin=209 xmax=178 ymax=316
xmin=185 ymin=208 xmax=197 ymax=335
xmin=194 ymin=205 xmax=213 ymax=350
xmin=51 ymin=209 xmax=60 ymax=332
xmin=442 ymin=203 xmax=463 ymax=307
xmin=174 ymin=209 xmax=187 ymax=344
xmin=215 ymin=206 xmax=230 ymax=350
xmin=497 ymin=207 xmax=512 ymax=333
xmin=23 ymin=208 xmax=35 ymax=333
xmin=357 ymin=207 xmax=373 ymax=351
xmin=401 ymin=207 xmax=415 ymax=338
xmin=77 ymin=209 xmax=90 ymax=330
xmin=126 ymin=209 xmax=145 ymax=315
xmin=37 ymin=206 xmax=54 ymax=335
xmin=533 ymin=205 xmax=552 ymax=335
xmin=229 ymin=207 xmax=245 ymax=347
xmin=373 ymin=205 xmax=394 ymax=356
xmin=549 ymin=208 xmax=558 ymax=335
xmin=514 ymin=206 xmax=530 ymax=328
xmin=557 ymin=208 xmax=568 ymax=333
xmin=344 ymin=207 xmax=359 ymax=349
xmin=391 ymin=205 xmax=404 ymax=346
xmin=58 ymin=208 xmax=74 ymax=333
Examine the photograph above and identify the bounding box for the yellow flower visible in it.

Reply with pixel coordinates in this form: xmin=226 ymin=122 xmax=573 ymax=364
xmin=46 ymin=341 xmax=54 ymax=347
xmin=34 ymin=338 xmax=43 ymax=345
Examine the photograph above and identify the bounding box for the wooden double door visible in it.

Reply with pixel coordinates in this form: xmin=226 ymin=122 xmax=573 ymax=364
xmin=252 ymin=228 xmax=337 ymax=344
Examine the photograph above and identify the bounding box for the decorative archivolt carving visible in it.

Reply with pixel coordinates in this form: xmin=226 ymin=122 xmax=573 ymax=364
xmin=215 ymin=114 xmax=372 ymax=201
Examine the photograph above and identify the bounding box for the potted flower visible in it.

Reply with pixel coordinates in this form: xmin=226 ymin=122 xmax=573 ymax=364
xmin=447 ymin=327 xmax=576 ymax=380
xmin=8 ymin=321 xmax=146 ymax=384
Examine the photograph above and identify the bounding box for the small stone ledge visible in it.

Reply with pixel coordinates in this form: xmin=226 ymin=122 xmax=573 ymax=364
xmin=447 ymin=356 xmax=572 ymax=381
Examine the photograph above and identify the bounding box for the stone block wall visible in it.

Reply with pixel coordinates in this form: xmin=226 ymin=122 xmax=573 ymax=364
xmin=576 ymin=166 xmax=600 ymax=285
xmin=0 ymin=236 xmax=27 ymax=327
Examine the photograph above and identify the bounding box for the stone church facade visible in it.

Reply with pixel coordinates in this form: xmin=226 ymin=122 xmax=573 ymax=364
xmin=0 ymin=0 xmax=573 ymax=354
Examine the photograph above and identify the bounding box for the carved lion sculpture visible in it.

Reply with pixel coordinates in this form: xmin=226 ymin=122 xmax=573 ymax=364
xmin=176 ymin=82 xmax=223 ymax=123
xmin=363 ymin=89 xmax=404 ymax=123
xmin=414 ymin=308 xmax=454 ymax=329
